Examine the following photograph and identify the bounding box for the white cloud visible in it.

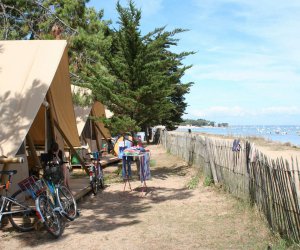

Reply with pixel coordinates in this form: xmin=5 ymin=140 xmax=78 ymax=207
xmin=187 ymin=54 xmax=300 ymax=83
xmin=134 ymin=0 xmax=163 ymax=17
xmin=189 ymin=105 xmax=300 ymax=118
xmin=261 ymin=106 xmax=300 ymax=115
xmin=190 ymin=106 xmax=247 ymax=117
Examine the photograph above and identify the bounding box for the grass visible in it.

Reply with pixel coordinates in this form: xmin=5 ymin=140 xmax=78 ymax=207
xmin=150 ymin=159 xmax=156 ymax=167
xmin=187 ymin=170 xmax=201 ymax=189
xmin=203 ymin=176 xmax=213 ymax=187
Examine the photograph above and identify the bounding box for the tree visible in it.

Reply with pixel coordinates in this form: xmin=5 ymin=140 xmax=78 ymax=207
xmin=94 ymin=0 xmax=194 ymax=136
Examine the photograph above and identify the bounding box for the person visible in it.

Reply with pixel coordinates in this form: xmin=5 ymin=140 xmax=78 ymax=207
xmin=137 ymin=135 xmax=143 ymax=147
xmin=107 ymin=139 xmax=114 ymax=154
xmin=47 ymin=142 xmax=70 ymax=189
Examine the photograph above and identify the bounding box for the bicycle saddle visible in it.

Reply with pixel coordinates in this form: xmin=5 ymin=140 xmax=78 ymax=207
xmin=0 ymin=170 xmax=17 ymax=175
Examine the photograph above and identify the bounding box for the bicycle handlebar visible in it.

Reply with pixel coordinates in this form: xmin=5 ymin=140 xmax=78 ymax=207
xmin=0 ymin=157 xmax=24 ymax=164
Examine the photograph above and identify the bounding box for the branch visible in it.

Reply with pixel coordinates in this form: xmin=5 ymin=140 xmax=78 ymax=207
xmin=1 ymin=3 xmax=41 ymax=39
xmin=31 ymin=0 xmax=78 ymax=36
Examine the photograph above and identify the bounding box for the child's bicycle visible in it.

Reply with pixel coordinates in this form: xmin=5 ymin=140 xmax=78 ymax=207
xmin=86 ymin=151 xmax=104 ymax=195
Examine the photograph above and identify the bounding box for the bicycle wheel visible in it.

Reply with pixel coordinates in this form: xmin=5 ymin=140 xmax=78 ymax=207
xmin=36 ymin=195 xmax=63 ymax=238
xmin=57 ymin=185 xmax=77 ymax=221
xmin=90 ymin=177 xmax=98 ymax=195
xmin=98 ymin=175 xmax=104 ymax=189
xmin=7 ymin=189 xmax=37 ymax=232
xmin=97 ymin=166 xmax=104 ymax=190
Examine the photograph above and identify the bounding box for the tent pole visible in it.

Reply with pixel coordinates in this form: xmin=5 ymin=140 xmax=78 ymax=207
xmin=53 ymin=119 xmax=89 ymax=175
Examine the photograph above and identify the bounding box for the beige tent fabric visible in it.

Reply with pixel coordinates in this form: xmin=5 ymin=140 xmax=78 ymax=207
xmin=74 ymin=105 xmax=93 ymax=136
xmin=47 ymin=48 xmax=80 ymax=147
xmin=0 ymin=40 xmax=67 ymax=157
xmin=28 ymin=105 xmax=46 ymax=145
xmin=92 ymin=101 xmax=111 ymax=139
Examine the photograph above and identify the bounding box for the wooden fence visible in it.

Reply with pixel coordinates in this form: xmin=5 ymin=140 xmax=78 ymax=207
xmin=160 ymin=131 xmax=300 ymax=242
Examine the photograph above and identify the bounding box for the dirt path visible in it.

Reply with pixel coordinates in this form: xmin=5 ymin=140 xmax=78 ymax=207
xmin=1 ymin=145 xmax=279 ymax=249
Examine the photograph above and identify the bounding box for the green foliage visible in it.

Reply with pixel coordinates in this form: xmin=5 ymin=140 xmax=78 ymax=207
xmin=94 ymin=115 xmax=140 ymax=136
xmin=150 ymin=159 xmax=156 ymax=167
xmin=203 ymin=176 xmax=213 ymax=187
xmin=187 ymin=171 xmax=201 ymax=189
xmin=100 ymin=0 xmax=194 ymax=133
xmin=181 ymin=119 xmax=215 ymax=127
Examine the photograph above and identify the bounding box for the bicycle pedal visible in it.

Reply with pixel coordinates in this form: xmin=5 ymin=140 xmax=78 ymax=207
xmin=76 ymin=210 xmax=81 ymax=217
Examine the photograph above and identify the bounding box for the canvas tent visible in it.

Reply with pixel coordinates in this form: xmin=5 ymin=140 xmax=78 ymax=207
xmin=74 ymin=100 xmax=112 ymax=157
xmin=0 ymin=40 xmax=83 ymax=191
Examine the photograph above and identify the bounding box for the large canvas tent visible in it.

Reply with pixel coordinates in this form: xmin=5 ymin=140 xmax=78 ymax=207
xmin=0 ymin=40 xmax=82 ymax=191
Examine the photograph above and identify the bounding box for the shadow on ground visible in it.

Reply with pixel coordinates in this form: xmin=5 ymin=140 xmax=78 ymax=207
xmin=151 ymin=164 xmax=190 ymax=180
xmin=4 ymin=184 xmax=193 ymax=247
xmin=1 ymin=148 xmax=194 ymax=247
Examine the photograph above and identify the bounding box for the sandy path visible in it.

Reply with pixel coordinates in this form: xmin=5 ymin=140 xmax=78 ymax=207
xmin=0 ymin=145 xmax=277 ymax=249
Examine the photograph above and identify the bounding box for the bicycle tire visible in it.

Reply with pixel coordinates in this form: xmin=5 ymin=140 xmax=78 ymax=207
xmin=57 ymin=185 xmax=77 ymax=221
xmin=97 ymin=166 xmax=104 ymax=190
xmin=7 ymin=189 xmax=37 ymax=232
xmin=36 ymin=195 xmax=63 ymax=238
xmin=98 ymin=176 xmax=104 ymax=189
xmin=90 ymin=177 xmax=98 ymax=195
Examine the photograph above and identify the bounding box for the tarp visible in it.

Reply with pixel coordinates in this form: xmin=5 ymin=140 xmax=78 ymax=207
xmin=0 ymin=40 xmax=80 ymax=156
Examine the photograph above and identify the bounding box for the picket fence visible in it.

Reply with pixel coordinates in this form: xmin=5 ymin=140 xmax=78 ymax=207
xmin=160 ymin=131 xmax=300 ymax=242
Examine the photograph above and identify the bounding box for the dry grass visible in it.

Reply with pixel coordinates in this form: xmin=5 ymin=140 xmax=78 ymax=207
xmin=0 ymin=144 xmax=292 ymax=249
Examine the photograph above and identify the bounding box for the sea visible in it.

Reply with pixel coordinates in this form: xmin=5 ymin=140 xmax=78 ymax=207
xmin=176 ymin=125 xmax=300 ymax=147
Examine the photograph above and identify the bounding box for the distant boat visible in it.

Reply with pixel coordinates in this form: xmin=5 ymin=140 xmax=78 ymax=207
xmin=274 ymin=129 xmax=280 ymax=134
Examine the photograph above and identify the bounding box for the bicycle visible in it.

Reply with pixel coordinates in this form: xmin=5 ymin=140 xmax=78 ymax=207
xmin=0 ymin=157 xmax=37 ymax=232
xmin=86 ymin=151 xmax=104 ymax=195
xmin=18 ymin=175 xmax=63 ymax=238
xmin=42 ymin=159 xmax=77 ymax=221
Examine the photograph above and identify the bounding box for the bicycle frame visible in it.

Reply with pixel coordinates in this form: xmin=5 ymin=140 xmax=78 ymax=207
xmin=0 ymin=195 xmax=35 ymax=223
xmin=42 ymin=180 xmax=75 ymax=221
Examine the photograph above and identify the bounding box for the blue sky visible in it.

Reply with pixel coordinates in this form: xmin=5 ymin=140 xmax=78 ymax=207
xmin=88 ymin=0 xmax=300 ymax=125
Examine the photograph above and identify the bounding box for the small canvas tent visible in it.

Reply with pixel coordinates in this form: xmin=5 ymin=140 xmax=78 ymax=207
xmin=72 ymin=86 xmax=111 ymax=152
xmin=74 ymin=101 xmax=112 ymax=153
xmin=0 ymin=40 xmax=82 ymax=191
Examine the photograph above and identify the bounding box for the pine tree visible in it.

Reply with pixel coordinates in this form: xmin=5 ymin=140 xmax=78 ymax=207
xmin=98 ymin=1 xmax=194 ymax=135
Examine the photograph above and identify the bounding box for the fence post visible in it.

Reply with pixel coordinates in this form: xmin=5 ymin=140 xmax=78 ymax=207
xmin=205 ymin=137 xmax=218 ymax=183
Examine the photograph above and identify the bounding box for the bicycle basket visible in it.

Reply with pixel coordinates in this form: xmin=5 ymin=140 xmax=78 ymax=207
xmin=44 ymin=162 xmax=63 ymax=184
xmin=18 ymin=176 xmax=47 ymax=199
